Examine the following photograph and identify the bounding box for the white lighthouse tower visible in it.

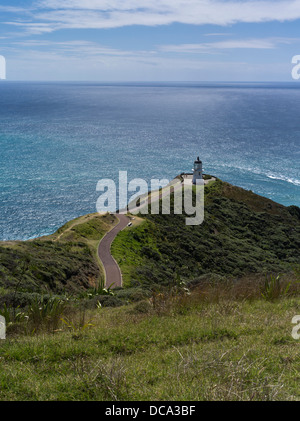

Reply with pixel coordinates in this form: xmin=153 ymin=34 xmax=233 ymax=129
xmin=192 ymin=156 xmax=203 ymax=184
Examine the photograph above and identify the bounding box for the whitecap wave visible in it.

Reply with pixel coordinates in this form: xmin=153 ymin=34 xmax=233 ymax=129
xmin=266 ymin=174 xmax=300 ymax=186
xmin=216 ymin=163 xmax=300 ymax=187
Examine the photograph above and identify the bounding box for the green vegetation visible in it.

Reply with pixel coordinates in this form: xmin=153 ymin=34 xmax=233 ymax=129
xmin=261 ymin=274 xmax=292 ymax=301
xmin=112 ymin=179 xmax=300 ymax=288
xmin=0 ymin=213 xmax=117 ymax=302
xmin=0 ymin=178 xmax=299 ymax=401
xmin=0 ymin=284 xmax=299 ymax=400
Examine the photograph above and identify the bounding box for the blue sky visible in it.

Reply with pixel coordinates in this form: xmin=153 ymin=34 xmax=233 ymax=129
xmin=0 ymin=0 xmax=300 ymax=81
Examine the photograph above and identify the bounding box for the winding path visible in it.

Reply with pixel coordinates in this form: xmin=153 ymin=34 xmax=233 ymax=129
xmin=98 ymin=214 xmax=129 ymax=288
xmin=97 ymin=175 xmax=215 ymax=289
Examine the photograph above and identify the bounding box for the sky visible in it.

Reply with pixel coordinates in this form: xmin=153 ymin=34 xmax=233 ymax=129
xmin=0 ymin=0 xmax=300 ymax=81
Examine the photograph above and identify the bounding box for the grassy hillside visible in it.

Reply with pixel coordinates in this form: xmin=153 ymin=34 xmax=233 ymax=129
xmin=112 ymin=179 xmax=300 ymax=288
xmin=0 ymin=178 xmax=299 ymax=401
xmin=0 ymin=213 xmax=117 ymax=300
xmin=0 ymin=290 xmax=299 ymax=401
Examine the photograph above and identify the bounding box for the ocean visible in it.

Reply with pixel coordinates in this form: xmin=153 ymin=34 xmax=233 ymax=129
xmin=0 ymin=82 xmax=299 ymax=241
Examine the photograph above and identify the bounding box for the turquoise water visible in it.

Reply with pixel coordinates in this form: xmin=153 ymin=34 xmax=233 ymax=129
xmin=0 ymin=82 xmax=299 ymax=240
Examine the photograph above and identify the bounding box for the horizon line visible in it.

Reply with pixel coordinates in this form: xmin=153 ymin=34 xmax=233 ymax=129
xmin=1 ymin=80 xmax=300 ymax=84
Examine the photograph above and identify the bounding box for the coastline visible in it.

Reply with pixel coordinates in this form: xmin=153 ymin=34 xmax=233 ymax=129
xmin=2 ymin=174 xmax=299 ymax=244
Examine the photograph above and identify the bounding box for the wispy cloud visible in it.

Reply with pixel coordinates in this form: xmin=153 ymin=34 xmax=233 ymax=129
xmin=9 ymin=37 xmax=297 ymax=63
xmin=204 ymin=33 xmax=234 ymax=37
xmin=159 ymin=38 xmax=300 ymax=53
xmin=3 ymin=0 xmax=300 ymax=34
xmin=1 ymin=1 xmax=299 ymax=81
xmin=0 ymin=5 xmax=29 ymax=13
xmin=9 ymin=39 xmax=150 ymax=58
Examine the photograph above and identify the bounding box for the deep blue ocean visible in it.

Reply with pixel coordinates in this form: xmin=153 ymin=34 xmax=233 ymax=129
xmin=0 ymin=82 xmax=299 ymax=241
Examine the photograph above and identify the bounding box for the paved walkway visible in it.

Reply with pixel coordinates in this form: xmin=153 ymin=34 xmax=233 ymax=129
xmin=98 ymin=214 xmax=129 ymax=288
xmin=98 ymin=175 xmax=215 ymax=288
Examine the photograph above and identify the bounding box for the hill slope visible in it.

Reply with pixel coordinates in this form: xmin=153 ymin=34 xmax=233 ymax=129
xmin=0 ymin=295 xmax=299 ymax=401
xmin=111 ymin=179 xmax=300 ymax=288
xmin=0 ymin=213 xmax=117 ymax=297
xmin=0 ymin=178 xmax=299 ymax=296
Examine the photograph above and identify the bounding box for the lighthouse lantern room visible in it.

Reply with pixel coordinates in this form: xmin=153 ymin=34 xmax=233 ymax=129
xmin=192 ymin=156 xmax=203 ymax=184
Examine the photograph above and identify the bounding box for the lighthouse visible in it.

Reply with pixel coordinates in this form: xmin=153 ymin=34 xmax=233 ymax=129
xmin=192 ymin=156 xmax=203 ymax=184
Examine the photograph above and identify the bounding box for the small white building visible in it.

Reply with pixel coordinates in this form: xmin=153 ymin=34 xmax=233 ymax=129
xmin=192 ymin=156 xmax=203 ymax=184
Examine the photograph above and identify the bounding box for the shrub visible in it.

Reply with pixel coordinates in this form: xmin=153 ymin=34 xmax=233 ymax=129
xmin=84 ymin=295 xmax=123 ymax=309
xmin=79 ymin=279 xmax=115 ymax=299
xmin=132 ymin=300 xmax=153 ymax=314
xmin=27 ymin=295 xmax=68 ymax=331
xmin=261 ymin=274 xmax=291 ymax=301
xmin=114 ymin=287 xmax=151 ymax=302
